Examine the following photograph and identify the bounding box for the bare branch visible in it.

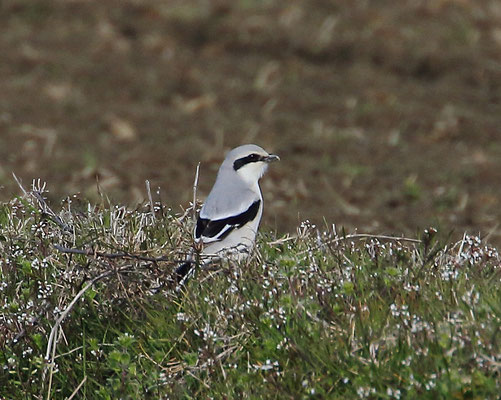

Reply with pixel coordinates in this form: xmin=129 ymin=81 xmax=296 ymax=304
xmin=295 ymin=232 xmax=422 ymax=256
xmin=193 ymin=162 xmax=201 ymax=224
xmin=145 ymin=180 xmax=156 ymax=221
xmin=53 ymin=244 xmax=174 ymax=263
xmin=336 ymin=233 xmax=422 ymax=244
xmin=43 ymin=268 xmax=115 ymax=397
xmin=12 ymin=173 xmax=72 ymax=232
xmin=12 ymin=172 xmax=29 ymax=197
xmin=67 ymin=376 xmax=87 ymax=400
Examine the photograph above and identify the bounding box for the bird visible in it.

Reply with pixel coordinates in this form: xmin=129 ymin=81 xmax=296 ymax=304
xmin=176 ymin=144 xmax=279 ymax=281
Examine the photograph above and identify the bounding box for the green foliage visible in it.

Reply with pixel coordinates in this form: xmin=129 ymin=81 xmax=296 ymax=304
xmin=0 ymin=192 xmax=500 ymax=399
xmin=403 ymin=174 xmax=422 ymax=201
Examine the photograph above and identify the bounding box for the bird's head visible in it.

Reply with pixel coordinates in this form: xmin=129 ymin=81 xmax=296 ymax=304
xmin=223 ymin=144 xmax=279 ymax=185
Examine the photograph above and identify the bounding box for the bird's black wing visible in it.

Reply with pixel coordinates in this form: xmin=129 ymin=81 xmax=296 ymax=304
xmin=196 ymin=199 xmax=261 ymax=242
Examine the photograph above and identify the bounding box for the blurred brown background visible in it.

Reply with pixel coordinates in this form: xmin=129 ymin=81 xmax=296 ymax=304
xmin=1 ymin=0 xmax=501 ymax=244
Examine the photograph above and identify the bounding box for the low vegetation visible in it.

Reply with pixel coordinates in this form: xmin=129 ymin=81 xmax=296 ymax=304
xmin=1 ymin=182 xmax=500 ymax=399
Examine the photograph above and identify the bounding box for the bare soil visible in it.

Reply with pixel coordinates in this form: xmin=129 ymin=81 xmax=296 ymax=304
xmin=1 ymin=0 xmax=501 ymax=244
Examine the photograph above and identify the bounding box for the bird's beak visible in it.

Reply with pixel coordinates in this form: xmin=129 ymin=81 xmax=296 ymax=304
xmin=264 ymin=154 xmax=280 ymax=163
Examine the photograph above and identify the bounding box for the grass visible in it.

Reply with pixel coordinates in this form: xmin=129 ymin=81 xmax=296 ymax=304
xmin=0 ymin=182 xmax=500 ymax=399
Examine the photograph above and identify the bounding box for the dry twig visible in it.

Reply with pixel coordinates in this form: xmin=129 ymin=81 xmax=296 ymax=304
xmin=12 ymin=173 xmax=72 ymax=232
xmin=192 ymin=162 xmax=201 ymax=224
xmin=43 ymin=268 xmax=117 ymax=399
xmin=145 ymin=180 xmax=156 ymax=221
xmin=54 ymin=244 xmax=176 ymax=263
xmin=66 ymin=376 xmax=87 ymax=400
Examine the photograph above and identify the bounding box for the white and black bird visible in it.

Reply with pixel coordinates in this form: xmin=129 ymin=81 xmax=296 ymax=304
xmin=176 ymin=144 xmax=279 ymax=280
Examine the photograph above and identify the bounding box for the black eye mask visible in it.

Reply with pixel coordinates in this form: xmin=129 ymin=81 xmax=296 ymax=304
xmin=233 ymin=154 xmax=263 ymax=171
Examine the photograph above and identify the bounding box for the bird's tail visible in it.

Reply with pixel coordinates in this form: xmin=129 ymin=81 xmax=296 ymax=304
xmin=175 ymin=261 xmax=193 ymax=283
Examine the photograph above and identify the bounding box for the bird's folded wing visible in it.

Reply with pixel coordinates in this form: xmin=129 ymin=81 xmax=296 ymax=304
xmin=196 ymin=199 xmax=261 ymax=243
